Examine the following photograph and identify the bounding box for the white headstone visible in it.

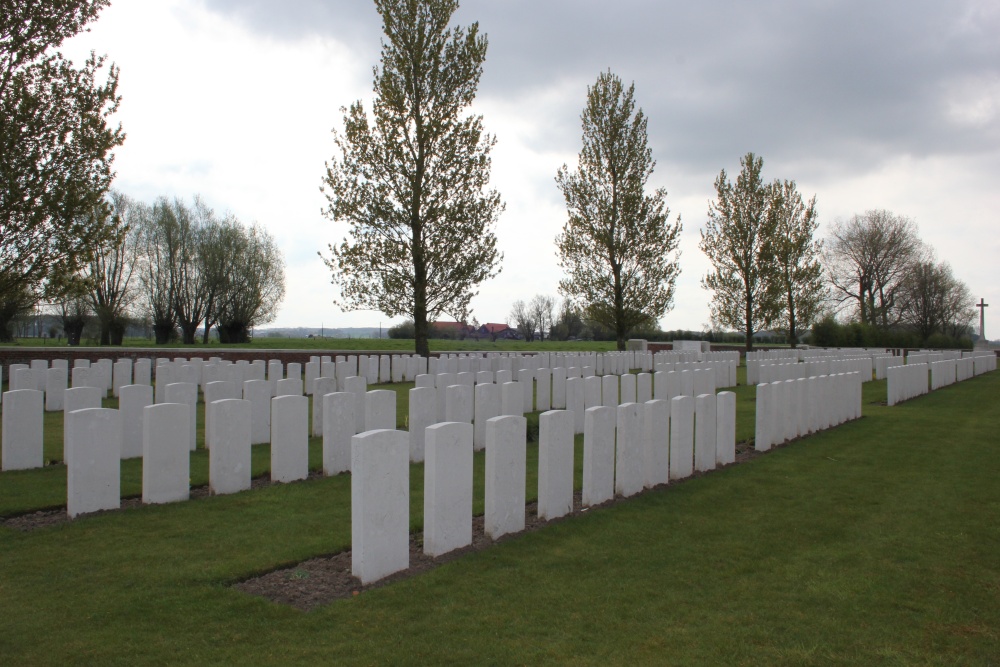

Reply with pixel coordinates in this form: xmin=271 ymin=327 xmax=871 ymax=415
xmin=669 ymin=395 xmax=694 ymax=480
xmin=243 ymin=379 xmax=272 ymax=445
xmin=551 ymin=367 xmax=567 ymax=409
xmin=322 ymin=392 xmax=355 ymax=475
xmin=517 ymin=368 xmax=534 ymax=413
xmin=535 ymin=368 xmax=552 ymax=412
xmin=423 ymin=421 xmax=474 ymax=557
xmin=365 ymin=389 xmax=396 ymax=431
xmin=351 ymin=429 xmax=409 ymax=584
xmin=583 ymin=405 xmax=615 ymax=506
xmin=566 ymin=376 xmax=586 ymax=435
xmin=620 ymin=374 xmax=637 ymax=405
xmin=271 ymin=395 xmax=309 ymax=483
xmin=444 ymin=384 xmax=474 ymax=424
xmin=484 ymin=415 xmax=527 ymax=539
xmin=312 ymin=377 xmax=338 ymax=437
xmin=275 ymin=377 xmax=302 ymax=397
xmin=1 ymin=389 xmax=44 ymax=470
xmin=538 ymin=410 xmax=574 ymax=520
xmin=65 ymin=407 xmax=121 ymax=517
xmin=119 ymin=384 xmax=153 ymax=459
xmin=142 ymin=402 xmax=190 ymax=504
xmin=615 ymin=403 xmax=644 ymax=497
xmin=473 ymin=382 xmax=500 ymax=452
xmin=208 ymin=399 xmax=252 ymax=495
xmin=716 ymin=391 xmax=736 ymax=466
xmin=694 ymin=393 xmax=717 ymax=472
xmin=642 ymin=399 xmax=670 ymax=488
xmin=408 ymin=386 xmax=437 ymax=462
xmin=165 ymin=382 xmax=198 ymax=452
xmin=344 ymin=376 xmax=367 ymax=434
xmin=636 ymin=373 xmax=652 ymax=404
xmin=45 ymin=366 xmax=67 ymax=411
xmin=112 ymin=359 xmax=132 ymax=398
xmin=134 ymin=358 xmax=152 ymax=386
xmin=601 ymin=374 xmax=618 ymax=407
xmin=501 ymin=381 xmax=523 ymax=417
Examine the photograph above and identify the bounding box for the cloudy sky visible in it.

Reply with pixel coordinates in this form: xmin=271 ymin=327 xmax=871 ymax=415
xmin=62 ymin=0 xmax=1000 ymax=337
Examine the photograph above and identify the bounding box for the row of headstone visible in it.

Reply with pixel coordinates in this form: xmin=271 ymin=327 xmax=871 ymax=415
xmin=754 ymin=372 xmax=862 ymax=450
xmin=886 ymin=363 xmax=929 ymax=406
xmin=757 ymin=357 xmax=875 ymax=385
xmin=58 ymin=383 xmax=386 ymax=515
xmin=352 ymin=392 xmax=739 ymax=585
xmin=874 ymin=355 xmax=904 ymax=380
xmin=888 ymin=353 xmax=996 ymax=405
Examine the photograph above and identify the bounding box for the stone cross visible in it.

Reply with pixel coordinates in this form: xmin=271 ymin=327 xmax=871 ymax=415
xmin=977 ymin=298 xmax=989 ymax=342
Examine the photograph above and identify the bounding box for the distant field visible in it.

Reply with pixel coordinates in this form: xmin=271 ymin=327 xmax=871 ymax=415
xmin=2 ymin=337 xmax=622 ymax=352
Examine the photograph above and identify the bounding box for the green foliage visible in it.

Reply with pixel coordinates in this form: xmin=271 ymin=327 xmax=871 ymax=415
xmin=387 ymin=319 xmax=415 ymax=339
xmin=555 ymin=70 xmax=682 ymax=351
xmin=0 ymin=0 xmax=123 ymax=319
xmin=322 ymin=0 xmax=503 ymax=358
xmin=809 ymin=314 xmax=972 ymax=349
xmin=767 ymin=180 xmax=823 ymax=347
xmin=699 ymin=152 xmax=779 ymax=351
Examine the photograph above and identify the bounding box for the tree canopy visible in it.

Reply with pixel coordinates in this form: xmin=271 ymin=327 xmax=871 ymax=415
xmin=766 ymin=179 xmax=823 ymax=348
xmin=699 ymin=152 xmax=781 ymax=351
xmin=321 ymin=0 xmax=503 ymax=357
xmin=0 ymin=0 xmax=123 ymax=340
xmin=555 ymin=70 xmax=682 ymax=351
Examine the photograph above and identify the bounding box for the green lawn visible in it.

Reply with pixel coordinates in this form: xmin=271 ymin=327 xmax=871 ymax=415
xmin=0 ymin=371 xmax=998 ymax=664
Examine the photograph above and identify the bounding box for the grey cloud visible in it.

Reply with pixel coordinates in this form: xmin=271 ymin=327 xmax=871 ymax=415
xmin=203 ymin=0 xmax=1000 ymax=182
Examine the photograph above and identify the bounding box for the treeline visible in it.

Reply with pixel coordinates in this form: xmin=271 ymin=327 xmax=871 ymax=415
xmin=10 ymin=191 xmax=285 ymax=345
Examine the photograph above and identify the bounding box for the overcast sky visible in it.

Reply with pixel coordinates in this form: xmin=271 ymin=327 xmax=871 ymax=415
xmin=62 ymin=0 xmax=1000 ymax=337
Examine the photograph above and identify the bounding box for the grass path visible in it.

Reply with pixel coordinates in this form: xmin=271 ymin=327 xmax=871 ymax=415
xmin=0 ymin=371 xmax=998 ymax=664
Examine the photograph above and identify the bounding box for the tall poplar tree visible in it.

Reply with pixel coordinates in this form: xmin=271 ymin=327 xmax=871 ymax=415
xmin=767 ymin=180 xmax=823 ymax=348
xmin=699 ymin=152 xmax=778 ymax=351
xmin=555 ymin=71 xmax=682 ymax=351
xmin=321 ymin=0 xmax=503 ymax=357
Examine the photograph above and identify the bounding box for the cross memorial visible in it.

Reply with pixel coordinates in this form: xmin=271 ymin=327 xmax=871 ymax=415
xmin=977 ymin=298 xmax=989 ymax=345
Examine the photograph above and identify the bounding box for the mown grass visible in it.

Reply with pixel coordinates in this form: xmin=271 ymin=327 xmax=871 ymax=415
xmin=0 ymin=371 xmax=998 ymax=664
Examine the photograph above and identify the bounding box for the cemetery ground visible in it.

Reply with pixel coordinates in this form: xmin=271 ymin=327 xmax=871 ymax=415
xmin=1 ymin=368 xmax=998 ymax=664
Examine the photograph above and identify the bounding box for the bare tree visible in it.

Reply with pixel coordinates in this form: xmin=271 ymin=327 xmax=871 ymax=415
xmin=138 ymin=198 xmax=179 ymax=344
xmin=84 ymin=191 xmax=143 ymax=345
xmin=529 ymin=294 xmax=556 ymax=341
xmin=170 ymin=197 xmax=215 ymax=345
xmin=899 ymin=258 xmax=974 ymax=343
xmin=509 ymin=299 xmax=536 ymax=342
xmin=824 ymin=210 xmax=924 ymax=328
xmin=215 ymin=223 xmax=285 ymax=344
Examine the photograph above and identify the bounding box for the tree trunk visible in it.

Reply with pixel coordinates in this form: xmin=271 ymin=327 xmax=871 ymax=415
xmin=110 ymin=319 xmax=126 ymax=346
xmin=787 ymin=291 xmax=797 ymax=349
xmin=65 ymin=321 xmax=85 ymax=346
xmin=153 ymin=321 xmax=173 ymax=345
xmin=745 ymin=295 xmax=754 ymax=352
xmin=180 ymin=323 xmax=197 ymax=345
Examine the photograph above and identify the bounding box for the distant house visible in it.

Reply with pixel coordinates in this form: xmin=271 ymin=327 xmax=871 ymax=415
xmin=478 ymin=323 xmax=519 ymax=340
